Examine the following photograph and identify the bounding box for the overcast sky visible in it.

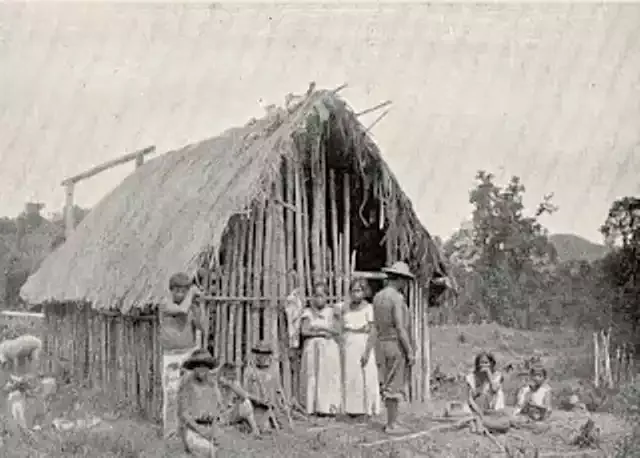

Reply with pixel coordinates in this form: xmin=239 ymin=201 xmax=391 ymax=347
xmin=1 ymin=3 xmax=639 ymax=243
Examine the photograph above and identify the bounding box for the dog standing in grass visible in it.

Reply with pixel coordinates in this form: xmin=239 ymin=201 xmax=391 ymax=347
xmin=0 ymin=334 xmax=42 ymax=375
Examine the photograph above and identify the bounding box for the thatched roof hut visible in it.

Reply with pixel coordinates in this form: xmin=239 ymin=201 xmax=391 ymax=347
xmin=21 ymin=88 xmax=448 ymax=314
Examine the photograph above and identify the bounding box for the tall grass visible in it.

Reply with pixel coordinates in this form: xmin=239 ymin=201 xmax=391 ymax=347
xmin=613 ymin=377 xmax=640 ymax=457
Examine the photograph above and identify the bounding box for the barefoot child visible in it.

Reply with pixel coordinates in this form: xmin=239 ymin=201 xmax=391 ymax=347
xmin=512 ymin=362 xmax=552 ymax=426
xmin=465 ymin=352 xmax=509 ymax=434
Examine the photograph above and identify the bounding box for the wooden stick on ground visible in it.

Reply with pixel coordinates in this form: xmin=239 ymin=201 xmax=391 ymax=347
xmin=360 ymin=417 xmax=474 ymax=448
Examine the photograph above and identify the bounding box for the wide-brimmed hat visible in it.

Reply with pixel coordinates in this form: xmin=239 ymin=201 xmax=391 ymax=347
xmin=382 ymin=261 xmax=415 ymax=279
xmin=252 ymin=341 xmax=273 ymax=355
xmin=182 ymin=349 xmax=219 ymax=371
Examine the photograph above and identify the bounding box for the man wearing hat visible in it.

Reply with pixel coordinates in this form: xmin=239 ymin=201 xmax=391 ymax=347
xmin=160 ymin=272 xmax=207 ymax=440
xmin=177 ymin=349 xmax=258 ymax=456
xmin=370 ymin=261 xmax=415 ymax=434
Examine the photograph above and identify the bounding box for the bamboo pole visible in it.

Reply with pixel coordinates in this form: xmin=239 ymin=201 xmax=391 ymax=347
xmin=293 ymin=161 xmax=306 ymax=296
xmin=219 ymin=229 xmax=233 ymax=365
xmin=422 ymin=291 xmax=431 ymax=401
xmin=329 ymin=169 xmax=341 ymax=299
xmin=263 ymin=198 xmax=277 ymax=381
xmin=253 ymin=200 xmax=266 ymax=345
xmin=410 ymin=284 xmax=418 ymax=401
xmin=245 ymin=209 xmax=256 ymax=353
xmin=300 ymin=166 xmax=312 ymax=293
xmin=319 ymin=141 xmax=328 ymax=281
xmin=342 ymin=173 xmax=351 ymax=291
xmin=235 ymin=218 xmax=248 ymax=378
xmin=593 ymin=332 xmax=600 ymax=388
xmin=274 ymin=173 xmax=292 ymax=398
xmin=284 ymin=160 xmax=296 ymax=291
xmin=311 ymin=138 xmax=322 ymax=280
xmin=226 ymin=220 xmax=241 ymax=367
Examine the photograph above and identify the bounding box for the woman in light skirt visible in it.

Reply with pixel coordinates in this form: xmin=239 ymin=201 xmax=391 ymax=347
xmin=299 ymin=281 xmax=342 ymax=416
xmin=339 ymin=278 xmax=381 ymax=418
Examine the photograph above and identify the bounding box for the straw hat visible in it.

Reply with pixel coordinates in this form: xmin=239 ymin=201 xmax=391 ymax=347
xmin=382 ymin=261 xmax=415 ymax=279
xmin=182 ymin=349 xmax=219 ymax=371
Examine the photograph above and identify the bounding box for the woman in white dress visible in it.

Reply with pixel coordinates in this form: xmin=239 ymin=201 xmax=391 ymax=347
xmin=340 ymin=278 xmax=381 ymax=417
xmin=299 ymin=281 xmax=342 ymax=416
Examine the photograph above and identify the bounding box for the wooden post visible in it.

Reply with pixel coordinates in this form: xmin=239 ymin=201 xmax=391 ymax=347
xmin=593 ymin=332 xmax=600 ymax=388
xmin=64 ymin=182 xmax=75 ymax=238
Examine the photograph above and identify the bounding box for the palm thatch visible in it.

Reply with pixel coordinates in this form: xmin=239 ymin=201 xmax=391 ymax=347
xmin=20 ymin=88 xmax=447 ymax=314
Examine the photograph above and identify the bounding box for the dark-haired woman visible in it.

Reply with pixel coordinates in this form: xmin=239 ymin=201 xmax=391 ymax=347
xmin=299 ymin=281 xmax=342 ymax=416
xmin=339 ymin=278 xmax=381 ymax=417
xmin=465 ymin=351 xmax=506 ymax=414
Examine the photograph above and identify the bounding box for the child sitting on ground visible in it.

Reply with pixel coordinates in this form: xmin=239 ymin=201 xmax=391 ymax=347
xmin=511 ymin=362 xmax=552 ymax=426
xmin=465 ymin=351 xmax=510 ymax=434
xmin=243 ymin=342 xmax=282 ymax=433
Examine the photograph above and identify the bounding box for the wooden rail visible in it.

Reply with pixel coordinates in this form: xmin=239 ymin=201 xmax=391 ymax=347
xmin=61 ymin=145 xmax=156 ymax=237
xmin=0 ymin=310 xmax=44 ymax=319
xmin=60 ymin=145 xmax=156 ymax=186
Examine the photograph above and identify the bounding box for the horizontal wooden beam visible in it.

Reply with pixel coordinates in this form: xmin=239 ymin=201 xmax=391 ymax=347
xmin=0 ymin=310 xmax=44 ymax=319
xmin=352 ymin=271 xmax=388 ymax=280
xmin=61 ymin=145 xmax=156 ymax=186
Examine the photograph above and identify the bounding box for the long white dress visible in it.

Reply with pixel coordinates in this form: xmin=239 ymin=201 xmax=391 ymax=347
xmin=299 ymin=306 xmax=342 ymax=415
xmin=341 ymin=302 xmax=381 ymax=415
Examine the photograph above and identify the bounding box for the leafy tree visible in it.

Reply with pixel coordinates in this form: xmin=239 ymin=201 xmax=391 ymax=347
xmin=444 ymin=171 xmax=558 ymax=327
xmin=601 ymin=197 xmax=640 ymax=249
xmin=599 ymin=196 xmax=640 ymax=344
xmin=0 ymin=204 xmax=91 ymax=307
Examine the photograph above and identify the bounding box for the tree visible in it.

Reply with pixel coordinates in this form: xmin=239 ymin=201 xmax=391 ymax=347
xmin=599 ymin=196 xmax=640 ymax=343
xmin=0 ymin=204 xmax=91 ymax=307
xmin=600 ymin=197 xmax=640 ymax=248
xmin=446 ymin=171 xmax=558 ymax=327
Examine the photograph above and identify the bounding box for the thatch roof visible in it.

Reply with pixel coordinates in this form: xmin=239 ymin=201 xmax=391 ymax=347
xmin=20 ymin=89 xmax=447 ymax=314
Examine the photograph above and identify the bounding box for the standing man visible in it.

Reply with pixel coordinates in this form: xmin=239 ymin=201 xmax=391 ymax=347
xmin=160 ymin=272 xmax=206 ymax=440
xmin=372 ymin=261 xmax=415 ymax=434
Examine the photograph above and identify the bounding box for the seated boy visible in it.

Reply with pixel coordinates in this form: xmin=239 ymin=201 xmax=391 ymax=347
xmin=177 ymin=350 xmax=259 ymax=457
xmin=511 ymin=362 xmax=552 ymax=426
xmin=243 ymin=342 xmax=284 ymax=433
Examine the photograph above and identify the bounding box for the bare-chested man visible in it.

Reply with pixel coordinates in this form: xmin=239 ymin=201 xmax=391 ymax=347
xmin=177 ymin=349 xmax=259 ymax=457
xmin=372 ymin=261 xmax=415 ymax=434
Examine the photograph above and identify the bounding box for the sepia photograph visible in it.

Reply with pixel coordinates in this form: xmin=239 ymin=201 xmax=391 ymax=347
xmin=0 ymin=2 xmax=638 ymax=456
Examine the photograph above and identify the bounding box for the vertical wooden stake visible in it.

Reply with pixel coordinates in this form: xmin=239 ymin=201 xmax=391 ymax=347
xmin=593 ymin=332 xmax=600 ymax=388
xmin=342 ymin=173 xmax=351 ymax=291
xmin=64 ymin=183 xmax=76 ymax=238
xmin=293 ymin=163 xmax=306 ymax=295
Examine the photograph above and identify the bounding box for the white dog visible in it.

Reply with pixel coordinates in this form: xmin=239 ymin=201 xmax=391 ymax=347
xmin=0 ymin=334 xmax=42 ymax=375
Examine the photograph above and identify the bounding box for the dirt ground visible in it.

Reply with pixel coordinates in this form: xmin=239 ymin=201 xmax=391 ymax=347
xmin=2 ymin=402 xmax=624 ymax=458
xmin=0 ymin=321 xmax=633 ymax=457
xmin=1 ymin=383 xmax=629 ymax=458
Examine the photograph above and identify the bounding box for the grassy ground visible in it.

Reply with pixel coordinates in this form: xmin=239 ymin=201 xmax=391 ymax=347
xmin=0 ymin=318 xmax=633 ymax=457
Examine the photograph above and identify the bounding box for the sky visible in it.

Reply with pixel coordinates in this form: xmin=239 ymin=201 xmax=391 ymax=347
xmin=1 ymin=3 xmax=639 ymax=244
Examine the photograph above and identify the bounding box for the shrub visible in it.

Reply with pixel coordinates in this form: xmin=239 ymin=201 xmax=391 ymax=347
xmin=613 ymin=377 xmax=640 ymax=457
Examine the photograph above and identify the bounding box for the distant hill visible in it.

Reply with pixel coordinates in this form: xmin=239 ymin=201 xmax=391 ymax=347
xmin=549 ymin=233 xmax=608 ymax=263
